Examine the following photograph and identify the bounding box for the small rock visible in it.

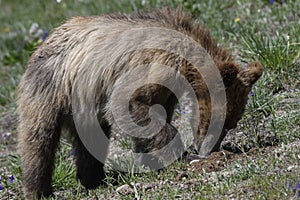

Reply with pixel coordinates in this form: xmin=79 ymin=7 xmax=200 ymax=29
xmin=236 ymin=131 xmax=243 ymax=136
xmin=144 ymin=183 xmax=155 ymax=190
xmin=134 ymin=182 xmax=141 ymax=188
xmin=176 ymin=172 xmax=188 ymax=181
xmin=3 ymin=132 xmax=11 ymax=138
xmin=186 ymin=154 xmax=205 ymax=162
xmin=158 ymin=180 xmax=162 ymax=185
xmin=189 ymin=159 xmax=201 ymax=165
xmin=287 ymin=165 xmax=297 ymax=172
xmin=116 ymin=184 xmax=133 ymax=195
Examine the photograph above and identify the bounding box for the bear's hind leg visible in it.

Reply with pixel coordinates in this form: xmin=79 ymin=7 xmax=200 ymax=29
xmin=18 ymin=107 xmax=61 ymax=199
xmin=72 ymin=120 xmax=111 ymax=189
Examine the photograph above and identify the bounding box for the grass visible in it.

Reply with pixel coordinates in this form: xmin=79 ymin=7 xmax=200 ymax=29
xmin=0 ymin=0 xmax=299 ymax=199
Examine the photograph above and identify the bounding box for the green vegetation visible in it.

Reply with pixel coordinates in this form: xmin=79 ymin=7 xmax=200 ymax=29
xmin=0 ymin=0 xmax=299 ymax=199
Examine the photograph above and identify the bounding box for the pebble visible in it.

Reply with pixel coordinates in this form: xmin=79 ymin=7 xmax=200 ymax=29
xmin=116 ymin=184 xmax=133 ymax=195
xmin=189 ymin=159 xmax=201 ymax=165
xmin=176 ymin=172 xmax=188 ymax=181
xmin=3 ymin=132 xmax=11 ymax=138
xmin=287 ymin=165 xmax=297 ymax=172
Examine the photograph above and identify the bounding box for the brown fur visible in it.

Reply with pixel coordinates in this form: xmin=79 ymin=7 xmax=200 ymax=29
xmin=17 ymin=8 xmax=262 ymax=199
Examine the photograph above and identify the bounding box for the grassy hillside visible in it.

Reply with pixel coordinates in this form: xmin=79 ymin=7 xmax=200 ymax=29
xmin=0 ymin=0 xmax=299 ymax=199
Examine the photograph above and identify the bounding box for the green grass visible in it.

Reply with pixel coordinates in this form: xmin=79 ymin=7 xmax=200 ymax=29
xmin=0 ymin=0 xmax=299 ymax=199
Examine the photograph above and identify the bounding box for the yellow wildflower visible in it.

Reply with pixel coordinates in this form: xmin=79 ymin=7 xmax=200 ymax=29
xmin=4 ymin=27 xmax=10 ymax=33
xmin=234 ymin=17 xmax=240 ymax=23
xmin=37 ymin=38 xmax=42 ymax=44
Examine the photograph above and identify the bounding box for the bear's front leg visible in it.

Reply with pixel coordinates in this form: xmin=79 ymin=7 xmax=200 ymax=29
xmin=128 ymin=90 xmax=184 ymax=169
xmin=132 ymin=122 xmax=184 ymax=169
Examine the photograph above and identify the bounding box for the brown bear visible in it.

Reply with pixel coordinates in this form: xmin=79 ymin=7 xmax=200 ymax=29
xmin=17 ymin=8 xmax=263 ymax=199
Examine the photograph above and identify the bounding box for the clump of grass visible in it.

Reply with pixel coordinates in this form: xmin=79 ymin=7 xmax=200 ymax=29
xmin=52 ymin=144 xmax=77 ymax=190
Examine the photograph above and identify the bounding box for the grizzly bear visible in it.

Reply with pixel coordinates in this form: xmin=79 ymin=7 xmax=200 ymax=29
xmin=17 ymin=8 xmax=262 ymax=199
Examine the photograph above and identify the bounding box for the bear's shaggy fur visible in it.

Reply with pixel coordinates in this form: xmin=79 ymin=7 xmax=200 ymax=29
xmin=17 ymin=8 xmax=262 ymax=199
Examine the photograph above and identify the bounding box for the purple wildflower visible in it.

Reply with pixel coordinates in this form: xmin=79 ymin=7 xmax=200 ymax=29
xmin=0 ymin=184 xmax=2 ymax=190
xmin=9 ymin=175 xmax=14 ymax=183
xmin=291 ymin=182 xmax=300 ymax=197
xmin=72 ymin=148 xmax=76 ymax=155
xmin=250 ymin=91 xmax=254 ymax=97
xmin=292 ymin=186 xmax=297 ymax=192
xmin=42 ymin=31 xmax=49 ymax=43
xmin=176 ymin=104 xmax=185 ymax=115
xmin=270 ymin=0 xmax=275 ymax=5
xmin=180 ymin=109 xmax=185 ymax=115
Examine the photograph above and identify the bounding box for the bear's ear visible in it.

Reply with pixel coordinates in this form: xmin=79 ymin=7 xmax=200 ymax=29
xmin=238 ymin=62 xmax=263 ymax=86
xmin=219 ymin=62 xmax=239 ymax=87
